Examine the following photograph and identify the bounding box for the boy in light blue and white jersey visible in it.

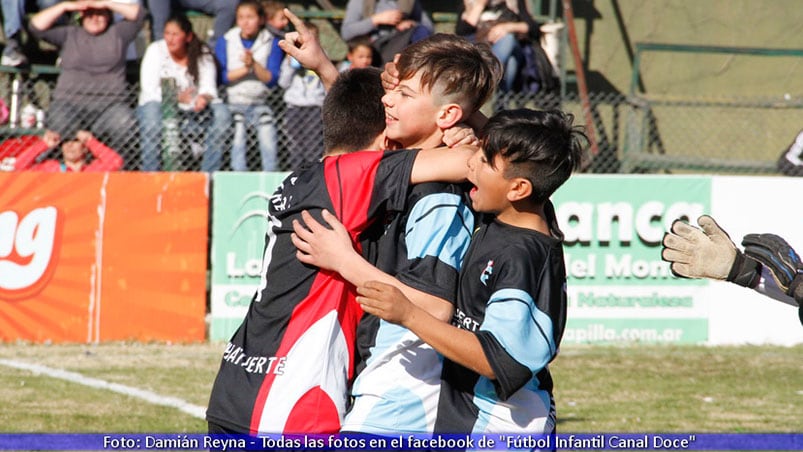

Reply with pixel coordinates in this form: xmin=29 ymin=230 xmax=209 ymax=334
xmin=290 ymin=34 xmax=501 ymax=436
xmin=356 ymin=109 xmax=586 ymax=438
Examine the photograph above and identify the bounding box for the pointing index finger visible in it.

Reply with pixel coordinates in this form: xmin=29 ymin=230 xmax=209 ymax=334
xmin=283 ymin=8 xmax=306 ymax=34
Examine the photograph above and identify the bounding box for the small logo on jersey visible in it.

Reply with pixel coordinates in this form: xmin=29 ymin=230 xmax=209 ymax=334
xmin=480 ymin=259 xmax=494 ymax=286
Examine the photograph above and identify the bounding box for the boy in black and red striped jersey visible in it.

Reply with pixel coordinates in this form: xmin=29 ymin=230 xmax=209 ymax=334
xmin=205 ymin=15 xmax=475 ymax=435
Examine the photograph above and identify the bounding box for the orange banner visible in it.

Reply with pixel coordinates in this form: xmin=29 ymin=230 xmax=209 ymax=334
xmin=0 ymin=172 xmax=209 ymax=343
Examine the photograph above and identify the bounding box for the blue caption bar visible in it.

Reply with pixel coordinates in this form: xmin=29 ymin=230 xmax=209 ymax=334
xmin=0 ymin=433 xmax=801 ymax=450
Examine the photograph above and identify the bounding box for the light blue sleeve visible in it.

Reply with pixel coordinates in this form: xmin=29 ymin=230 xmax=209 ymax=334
xmin=404 ymin=192 xmax=474 ymax=271
xmin=481 ymin=287 xmax=556 ymax=373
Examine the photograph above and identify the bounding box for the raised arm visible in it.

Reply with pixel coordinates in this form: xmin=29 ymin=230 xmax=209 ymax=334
xmin=410 ymin=145 xmax=474 ymax=184
xmin=77 ymin=131 xmax=123 ymax=171
xmin=277 ymin=8 xmax=338 ymax=91
xmin=94 ymin=0 xmax=141 ymax=21
xmin=13 ymin=132 xmax=59 ymax=170
xmin=460 ymin=0 xmax=488 ymax=27
xmin=30 ymin=1 xmax=87 ymax=31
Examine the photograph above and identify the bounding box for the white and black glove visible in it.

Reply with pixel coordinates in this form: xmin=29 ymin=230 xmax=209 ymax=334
xmin=741 ymin=233 xmax=803 ymax=304
xmin=661 ymin=215 xmax=761 ymax=287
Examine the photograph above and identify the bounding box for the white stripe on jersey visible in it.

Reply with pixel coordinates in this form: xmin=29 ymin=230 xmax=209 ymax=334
xmin=341 ymin=326 xmax=442 ymax=434
xmin=257 ymin=310 xmax=350 ymax=432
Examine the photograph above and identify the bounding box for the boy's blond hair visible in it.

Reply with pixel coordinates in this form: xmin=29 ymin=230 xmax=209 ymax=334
xmin=261 ymin=0 xmax=286 ymax=19
xmin=396 ymin=33 xmax=501 ymax=114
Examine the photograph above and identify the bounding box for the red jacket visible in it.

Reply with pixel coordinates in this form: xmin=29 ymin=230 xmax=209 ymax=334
xmin=13 ymin=137 xmax=124 ymax=172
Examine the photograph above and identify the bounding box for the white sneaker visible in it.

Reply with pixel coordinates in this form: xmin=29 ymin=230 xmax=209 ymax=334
xmin=1 ymin=46 xmax=28 ymax=67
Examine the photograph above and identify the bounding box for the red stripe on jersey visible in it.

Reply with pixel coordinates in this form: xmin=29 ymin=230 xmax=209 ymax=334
xmin=248 ymin=152 xmax=383 ymax=434
xmin=324 ymin=152 xmax=380 ymax=233
xmin=285 ymin=386 xmax=340 ymax=433
xmin=249 ymin=273 xmax=362 ymax=434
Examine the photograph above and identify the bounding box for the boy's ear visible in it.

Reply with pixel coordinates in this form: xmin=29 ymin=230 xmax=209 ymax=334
xmin=435 ymin=103 xmax=464 ymax=130
xmin=507 ymin=177 xmax=533 ymax=203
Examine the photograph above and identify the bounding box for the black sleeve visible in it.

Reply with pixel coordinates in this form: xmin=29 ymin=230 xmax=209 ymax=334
xmin=368 ymin=149 xmax=419 ymax=216
xmin=476 ymin=330 xmax=533 ymax=400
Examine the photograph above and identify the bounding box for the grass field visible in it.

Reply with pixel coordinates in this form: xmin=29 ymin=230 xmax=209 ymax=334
xmin=0 ymin=342 xmax=800 ymax=435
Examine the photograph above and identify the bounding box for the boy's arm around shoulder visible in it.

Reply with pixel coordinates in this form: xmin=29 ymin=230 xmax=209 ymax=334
xmin=410 ymin=144 xmax=475 ymax=184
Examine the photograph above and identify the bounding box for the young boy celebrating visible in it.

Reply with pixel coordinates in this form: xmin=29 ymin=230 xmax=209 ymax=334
xmin=205 ymin=13 xmax=478 ymax=434
xmin=292 ymin=33 xmax=500 ymax=436
xmin=356 ymin=109 xmax=587 ymax=435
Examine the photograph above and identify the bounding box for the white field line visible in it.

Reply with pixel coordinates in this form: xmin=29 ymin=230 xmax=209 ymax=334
xmin=0 ymin=358 xmax=206 ymax=419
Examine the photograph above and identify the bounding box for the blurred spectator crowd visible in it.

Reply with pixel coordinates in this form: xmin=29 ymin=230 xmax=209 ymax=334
xmin=0 ymin=0 xmax=560 ymax=172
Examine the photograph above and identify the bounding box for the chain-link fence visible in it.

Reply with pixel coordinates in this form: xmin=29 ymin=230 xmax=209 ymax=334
xmin=2 ymin=72 xmax=801 ymax=174
xmin=493 ymin=88 xmax=803 ymax=175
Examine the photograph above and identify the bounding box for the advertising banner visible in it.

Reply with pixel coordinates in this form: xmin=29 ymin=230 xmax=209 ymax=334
xmin=208 ymin=174 xmax=802 ymax=345
xmin=553 ymin=176 xmax=711 ymax=344
xmin=0 ymin=172 xmax=209 ymax=342
xmin=209 ymin=172 xmax=289 ymax=341
xmin=553 ymin=175 xmax=802 ymax=345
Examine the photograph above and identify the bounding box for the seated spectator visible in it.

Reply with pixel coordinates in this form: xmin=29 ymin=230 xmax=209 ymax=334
xmin=1 ymin=0 xmax=60 ymax=66
xmin=29 ymin=1 xmax=144 ymax=155
xmin=340 ymin=0 xmax=433 ymax=64
xmin=337 ymin=36 xmax=375 ymax=72
xmin=262 ymin=0 xmax=288 ymax=38
xmin=12 ymin=129 xmax=123 ymax=172
xmin=147 ymin=0 xmax=237 ymax=43
xmin=215 ymin=0 xmax=282 ymax=171
xmin=278 ymin=21 xmax=325 ymax=171
xmin=138 ymin=13 xmax=230 ymax=172
xmin=456 ymin=0 xmax=541 ymax=92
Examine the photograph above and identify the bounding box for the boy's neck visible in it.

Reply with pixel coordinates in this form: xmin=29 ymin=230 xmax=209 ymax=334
xmin=400 ymin=131 xmax=444 ymax=150
xmin=496 ymin=203 xmax=551 ymax=236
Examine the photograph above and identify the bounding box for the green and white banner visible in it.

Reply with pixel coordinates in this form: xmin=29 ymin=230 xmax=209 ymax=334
xmin=209 ymin=172 xmax=289 ymax=341
xmin=553 ymin=176 xmax=711 ymax=344
xmin=208 ymin=174 xmax=803 ymax=345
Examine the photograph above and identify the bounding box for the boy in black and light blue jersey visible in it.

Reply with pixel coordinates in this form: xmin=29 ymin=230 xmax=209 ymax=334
xmin=291 ymin=34 xmax=500 ymax=435
xmin=353 ymin=109 xmax=587 ymax=438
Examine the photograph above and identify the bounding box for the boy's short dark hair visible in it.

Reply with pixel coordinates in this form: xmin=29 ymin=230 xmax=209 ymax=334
xmin=346 ymin=35 xmax=373 ymax=53
xmin=323 ymin=67 xmax=386 ymax=153
xmin=481 ymin=109 xmax=587 ymax=203
xmin=396 ymin=34 xmax=501 ymax=114
xmin=238 ymin=0 xmax=265 ymax=18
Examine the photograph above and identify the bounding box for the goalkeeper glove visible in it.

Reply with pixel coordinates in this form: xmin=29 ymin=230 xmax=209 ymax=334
xmin=661 ymin=215 xmax=761 ymax=287
xmin=742 ymin=233 xmax=803 ymax=304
